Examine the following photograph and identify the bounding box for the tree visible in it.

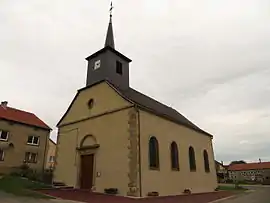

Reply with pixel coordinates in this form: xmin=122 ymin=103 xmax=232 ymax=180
xmin=230 ymin=160 xmax=246 ymax=165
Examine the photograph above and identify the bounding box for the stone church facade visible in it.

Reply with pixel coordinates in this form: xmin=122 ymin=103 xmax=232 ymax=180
xmin=54 ymin=14 xmax=218 ymax=197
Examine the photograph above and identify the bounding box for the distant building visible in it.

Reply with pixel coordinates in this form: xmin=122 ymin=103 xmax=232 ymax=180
xmin=0 ymin=101 xmax=51 ymax=174
xmin=46 ymin=139 xmax=56 ymax=170
xmin=215 ymin=161 xmax=228 ymax=182
xmin=228 ymin=161 xmax=270 ymax=183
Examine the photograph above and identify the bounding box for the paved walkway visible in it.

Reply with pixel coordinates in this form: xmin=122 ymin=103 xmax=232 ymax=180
xmin=221 ymin=187 xmax=270 ymax=203
xmin=1 ymin=187 xmax=269 ymax=203
xmin=38 ymin=189 xmax=234 ymax=203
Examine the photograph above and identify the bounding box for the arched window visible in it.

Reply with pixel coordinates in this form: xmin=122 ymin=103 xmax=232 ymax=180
xmin=149 ymin=136 xmax=159 ymax=169
xmin=203 ymin=150 xmax=210 ymax=172
xmin=170 ymin=142 xmax=179 ymax=170
xmin=189 ymin=146 xmax=196 ymax=171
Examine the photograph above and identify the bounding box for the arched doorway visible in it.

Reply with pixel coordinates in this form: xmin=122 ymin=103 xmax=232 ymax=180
xmin=77 ymin=135 xmax=99 ymax=190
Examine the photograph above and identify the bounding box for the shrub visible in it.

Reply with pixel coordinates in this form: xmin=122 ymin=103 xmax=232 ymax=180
xmin=226 ymin=179 xmax=233 ymax=183
xmin=41 ymin=169 xmax=53 ymax=185
xmin=104 ymin=188 xmax=118 ymax=195
xmin=10 ymin=171 xmax=21 ymax=177
xmin=18 ymin=164 xmax=32 ymax=177
xmin=147 ymin=191 xmax=159 ymax=196
xmin=27 ymin=170 xmax=41 ymax=182
xmin=183 ymin=189 xmax=191 ymax=194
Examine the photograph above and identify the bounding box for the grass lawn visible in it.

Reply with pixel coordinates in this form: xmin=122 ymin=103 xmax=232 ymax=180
xmin=0 ymin=175 xmax=54 ymax=199
xmin=217 ymin=185 xmax=248 ymax=193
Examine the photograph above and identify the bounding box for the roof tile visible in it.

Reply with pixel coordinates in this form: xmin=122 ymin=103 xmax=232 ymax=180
xmin=228 ymin=162 xmax=270 ymax=171
xmin=0 ymin=106 xmax=51 ymax=130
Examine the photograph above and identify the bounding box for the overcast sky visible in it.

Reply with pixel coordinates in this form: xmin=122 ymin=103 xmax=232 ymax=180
xmin=1 ymin=0 xmax=270 ymax=164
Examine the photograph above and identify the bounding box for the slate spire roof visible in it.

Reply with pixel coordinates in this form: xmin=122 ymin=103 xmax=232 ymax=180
xmin=104 ymin=8 xmax=115 ymax=49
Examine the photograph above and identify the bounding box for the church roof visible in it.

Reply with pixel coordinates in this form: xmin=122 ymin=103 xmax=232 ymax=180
xmin=110 ymin=82 xmax=213 ymax=138
xmin=58 ymin=80 xmax=212 ymax=137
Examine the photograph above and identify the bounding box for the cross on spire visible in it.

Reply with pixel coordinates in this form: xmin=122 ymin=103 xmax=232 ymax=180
xmin=105 ymin=1 xmax=115 ymax=49
xmin=109 ymin=1 xmax=113 ymax=19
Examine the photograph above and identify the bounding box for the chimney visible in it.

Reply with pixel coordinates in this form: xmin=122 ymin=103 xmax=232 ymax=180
xmin=1 ymin=101 xmax=8 ymax=109
xmin=259 ymin=158 xmax=261 ymax=163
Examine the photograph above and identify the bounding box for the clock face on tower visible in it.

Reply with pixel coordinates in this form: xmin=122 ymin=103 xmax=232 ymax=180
xmin=94 ymin=60 xmax=101 ymax=70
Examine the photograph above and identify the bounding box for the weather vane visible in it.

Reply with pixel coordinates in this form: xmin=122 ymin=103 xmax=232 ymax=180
xmin=109 ymin=1 xmax=113 ymax=18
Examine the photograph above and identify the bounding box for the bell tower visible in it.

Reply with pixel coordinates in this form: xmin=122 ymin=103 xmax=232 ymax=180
xmin=85 ymin=3 xmax=132 ymax=90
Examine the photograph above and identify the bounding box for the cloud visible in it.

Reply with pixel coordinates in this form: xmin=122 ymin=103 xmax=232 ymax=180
xmin=1 ymin=0 xmax=270 ymax=163
xmin=239 ymin=140 xmax=250 ymax=145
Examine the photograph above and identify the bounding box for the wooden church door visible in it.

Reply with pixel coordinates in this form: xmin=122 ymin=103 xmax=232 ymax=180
xmin=80 ymin=154 xmax=94 ymax=189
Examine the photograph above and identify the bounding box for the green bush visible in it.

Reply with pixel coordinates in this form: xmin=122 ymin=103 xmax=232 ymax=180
xmin=41 ymin=169 xmax=53 ymax=185
xmin=8 ymin=164 xmax=54 ymax=185
xmin=0 ymin=175 xmax=53 ymax=198
xmin=27 ymin=171 xmax=42 ymax=182
xmin=9 ymin=171 xmax=20 ymax=177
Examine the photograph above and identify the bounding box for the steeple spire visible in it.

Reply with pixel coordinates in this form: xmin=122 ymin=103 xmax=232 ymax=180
xmin=105 ymin=1 xmax=115 ymax=49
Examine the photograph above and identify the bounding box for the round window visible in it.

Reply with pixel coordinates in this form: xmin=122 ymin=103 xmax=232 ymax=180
xmin=87 ymin=99 xmax=94 ymax=109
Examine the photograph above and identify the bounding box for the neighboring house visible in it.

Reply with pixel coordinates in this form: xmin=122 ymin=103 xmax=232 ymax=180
xmin=228 ymin=161 xmax=270 ymax=183
xmin=46 ymin=139 xmax=56 ymax=170
xmin=215 ymin=161 xmax=228 ymax=182
xmin=0 ymin=101 xmax=51 ymax=174
xmin=54 ymin=14 xmax=218 ymax=197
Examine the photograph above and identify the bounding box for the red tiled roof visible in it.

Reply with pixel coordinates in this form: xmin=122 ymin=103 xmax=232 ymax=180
xmin=228 ymin=162 xmax=270 ymax=171
xmin=0 ymin=105 xmax=51 ymax=130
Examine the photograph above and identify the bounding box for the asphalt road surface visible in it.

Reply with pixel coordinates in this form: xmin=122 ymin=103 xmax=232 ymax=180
xmin=221 ymin=186 xmax=270 ymax=203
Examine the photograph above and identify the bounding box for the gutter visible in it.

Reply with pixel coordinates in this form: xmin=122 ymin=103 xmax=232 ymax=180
xmin=43 ymin=133 xmax=49 ymax=173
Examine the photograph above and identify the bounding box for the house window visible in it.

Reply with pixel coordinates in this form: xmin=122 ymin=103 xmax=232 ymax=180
xmin=189 ymin=146 xmax=196 ymax=171
xmin=203 ymin=150 xmax=210 ymax=172
xmin=49 ymin=156 xmax=55 ymax=162
xmin=149 ymin=136 xmax=159 ymax=169
xmin=27 ymin=136 xmax=39 ymax=145
xmin=170 ymin=141 xmax=179 ymax=170
xmin=0 ymin=130 xmax=9 ymax=141
xmin=0 ymin=149 xmax=4 ymax=161
xmin=116 ymin=61 xmax=123 ymax=75
xmin=25 ymin=152 xmax=37 ymax=163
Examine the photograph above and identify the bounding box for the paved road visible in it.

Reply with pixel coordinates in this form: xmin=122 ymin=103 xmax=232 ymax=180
xmin=221 ymin=187 xmax=270 ymax=203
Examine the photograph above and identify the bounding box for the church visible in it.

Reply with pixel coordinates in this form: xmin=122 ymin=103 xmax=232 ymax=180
xmin=54 ymin=12 xmax=218 ymax=197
